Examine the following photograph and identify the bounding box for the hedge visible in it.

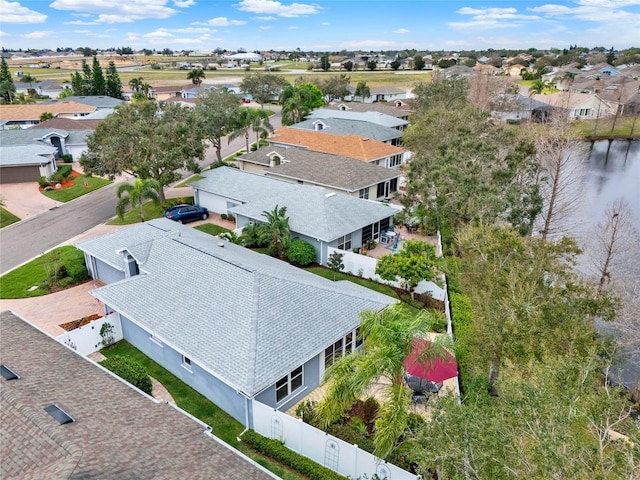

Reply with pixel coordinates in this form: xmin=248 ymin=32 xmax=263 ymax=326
xmin=100 ymin=355 xmax=153 ymax=395
xmin=241 ymin=430 xmax=347 ymax=480
xmin=58 ymin=164 xmax=72 ymax=177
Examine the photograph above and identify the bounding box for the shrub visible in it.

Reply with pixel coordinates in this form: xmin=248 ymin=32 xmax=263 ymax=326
xmin=57 ymin=277 xmax=74 ymax=288
xmin=349 ymin=397 xmax=379 ymax=434
xmin=326 ymin=423 xmax=376 ymax=454
xmin=428 ymin=314 xmax=448 ymax=333
xmin=287 ymin=238 xmax=316 ymax=266
xmin=38 ymin=176 xmax=49 ymax=188
xmin=295 ymin=400 xmax=320 ymax=426
xmin=66 ymin=263 xmax=89 ymax=283
xmin=49 ymin=172 xmax=64 ymax=183
xmin=100 ymin=355 xmax=153 ymax=395
xmin=56 ymin=265 xmax=69 ymax=279
xmin=58 ymin=165 xmax=72 ymax=178
xmin=220 ymin=213 xmax=228 ymax=220
xmin=241 ymin=430 xmax=346 ymax=480
xmin=60 ymin=153 xmax=73 ymax=163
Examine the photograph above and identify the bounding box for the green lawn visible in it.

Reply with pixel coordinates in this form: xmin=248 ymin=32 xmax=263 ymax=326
xmin=42 ymin=175 xmax=112 ymax=202
xmin=102 ymin=341 xmax=306 ymax=480
xmin=305 ymin=266 xmax=400 ymax=299
xmin=0 ymin=246 xmax=88 ymax=298
xmin=575 ymin=117 xmax=640 ymax=138
xmin=193 ymin=223 xmax=231 ymax=235
xmin=174 ymin=174 xmax=205 ymax=187
xmin=0 ymin=207 xmax=20 ymax=228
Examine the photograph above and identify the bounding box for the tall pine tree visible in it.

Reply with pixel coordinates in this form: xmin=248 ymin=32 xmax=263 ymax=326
xmin=0 ymin=57 xmax=16 ymax=103
xmin=92 ymin=56 xmax=106 ymax=95
xmin=105 ymin=61 xmax=123 ymax=99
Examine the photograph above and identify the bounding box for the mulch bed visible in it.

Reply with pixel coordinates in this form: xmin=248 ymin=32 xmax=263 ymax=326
xmin=59 ymin=313 xmax=102 ymax=331
xmin=39 ymin=170 xmax=81 ymax=192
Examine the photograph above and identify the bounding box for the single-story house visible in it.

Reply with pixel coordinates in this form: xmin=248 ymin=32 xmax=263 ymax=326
xmin=30 ymin=117 xmax=101 ymax=160
xmin=530 ymin=92 xmax=616 ymax=121
xmin=269 ymin=127 xmax=407 ymax=168
xmin=0 ymin=101 xmax=96 ymax=129
xmin=345 ymin=86 xmax=407 ymax=103
xmin=290 ymin=117 xmax=403 ymax=145
xmin=236 ymin=145 xmax=402 ymax=199
xmin=191 ymin=167 xmax=402 ymax=264
xmin=309 ymin=108 xmax=409 ymax=131
xmin=76 ymin=218 xmax=395 ymax=426
xmin=0 ymin=311 xmax=275 ymax=479
xmin=0 ymin=144 xmax=56 ymax=183
xmin=48 ymin=95 xmax=124 ymax=110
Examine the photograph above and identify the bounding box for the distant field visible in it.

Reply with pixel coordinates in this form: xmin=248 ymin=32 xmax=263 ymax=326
xmin=7 ymin=54 xmax=429 ymax=91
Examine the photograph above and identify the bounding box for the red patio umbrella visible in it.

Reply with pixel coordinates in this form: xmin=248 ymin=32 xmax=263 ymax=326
xmin=403 ymin=338 xmax=458 ymax=383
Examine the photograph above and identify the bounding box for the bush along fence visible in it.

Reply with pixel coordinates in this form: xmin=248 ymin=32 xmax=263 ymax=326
xmin=56 ymin=312 xmax=123 ymax=356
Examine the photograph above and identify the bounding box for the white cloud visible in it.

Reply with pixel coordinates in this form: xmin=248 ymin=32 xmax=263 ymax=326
xmin=321 ymin=22 xmax=329 ymax=25
xmin=259 ymin=25 xmax=272 ymax=30
xmin=449 ymin=6 xmax=542 ymax=30
xmin=255 ymin=15 xmax=277 ymax=20
xmin=196 ymin=17 xmax=246 ymax=26
xmin=289 ymin=25 xmax=298 ymax=29
xmin=21 ymin=30 xmax=54 ymax=39
xmin=393 ymin=28 xmax=410 ymax=34
xmin=50 ymin=0 xmax=177 ymax=22
xmin=529 ymin=0 xmax=640 ymax=23
xmin=0 ymin=30 xmax=7 ymax=37
xmin=64 ymin=20 xmax=99 ymax=25
xmin=173 ymin=0 xmax=195 ymax=7
xmin=72 ymin=29 xmax=91 ymax=33
xmin=1 ymin=0 xmax=47 ymax=23
xmin=235 ymin=0 xmax=322 ymax=18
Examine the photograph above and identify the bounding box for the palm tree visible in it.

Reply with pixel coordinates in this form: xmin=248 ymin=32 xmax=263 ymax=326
xmin=316 ymin=305 xmax=453 ymax=459
xmin=129 ymin=77 xmax=144 ymax=93
xmin=354 ymin=80 xmax=371 ymax=103
xmin=528 ymin=78 xmax=548 ymax=96
xmin=251 ymin=109 xmax=273 ymax=148
xmin=262 ymin=205 xmax=290 ymax=258
xmin=187 ymin=68 xmax=205 ymax=86
xmin=228 ymin=108 xmax=273 ymax=153
xmin=115 ymin=178 xmax=161 ymax=223
xmin=279 ymin=85 xmax=313 ymax=126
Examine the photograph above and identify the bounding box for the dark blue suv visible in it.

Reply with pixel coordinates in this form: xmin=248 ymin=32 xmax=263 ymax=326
xmin=163 ymin=204 xmax=209 ymax=224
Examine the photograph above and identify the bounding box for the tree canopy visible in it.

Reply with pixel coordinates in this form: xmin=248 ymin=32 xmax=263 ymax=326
xmin=193 ymin=87 xmax=242 ymax=162
xmin=240 ymin=72 xmax=287 ymax=108
xmin=80 ymin=101 xmax=203 ymax=202
xmin=0 ymin=57 xmax=16 ymax=103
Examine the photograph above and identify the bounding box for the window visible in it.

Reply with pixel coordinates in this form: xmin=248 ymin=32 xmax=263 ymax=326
xmin=377 ymin=182 xmax=386 ymax=198
xmin=325 ymin=339 xmax=343 ymax=368
xmin=356 ymin=327 xmax=363 ymax=348
xmin=276 ymin=366 xmax=303 ymax=403
xmin=149 ymin=335 xmax=164 ymax=347
xmin=390 ymin=178 xmax=398 ymax=193
xmin=337 ymin=233 xmax=352 ymax=251
xmin=359 ymin=188 xmax=369 ymax=199
xmin=182 ymin=355 xmax=192 ymax=371
xmin=389 ymin=154 xmax=403 ymax=167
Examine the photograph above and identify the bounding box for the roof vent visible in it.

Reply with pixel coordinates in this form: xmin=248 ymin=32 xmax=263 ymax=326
xmin=44 ymin=404 xmax=75 ymax=425
xmin=0 ymin=365 xmax=20 ymax=381
xmin=218 ymin=242 xmax=225 ymax=247
xmin=325 ymin=192 xmax=336 ymax=198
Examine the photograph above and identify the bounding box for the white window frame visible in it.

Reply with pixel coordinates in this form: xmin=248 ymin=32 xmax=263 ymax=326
xmin=182 ymin=355 xmax=193 ymax=372
xmin=149 ymin=335 xmax=164 ymax=348
xmin=337 ymin=233 xmax=352 ymax=251
xmin=359 ymin=188 xmax=369 ymax=199
xmin=275 ymin=366 xmax=303 ymax=404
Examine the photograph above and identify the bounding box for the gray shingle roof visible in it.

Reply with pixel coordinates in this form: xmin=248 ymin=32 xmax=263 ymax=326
xmin=1 ymin=126 xmax=90 ymax=149
xmin=326 ymin=102 xmax=412 ymax=118
xmin=238 ymin=146 xmax=401 ymax=192
xmin=309 ymin=109 xmax=408 ymax=129
xmin=1 ymin=144 xmax=56 ymax=166
xmin=291 ymin=117 xmax=402 ymax=143
xmin=76 ymin=219 xmax=395 ymax=396
xmin=0 ymin=310 xmax=275 ymax=480
xmin=49 ymin=95 xmax=124 ymax=109
xmin=229 ymin=183 xmax=400 ymax=241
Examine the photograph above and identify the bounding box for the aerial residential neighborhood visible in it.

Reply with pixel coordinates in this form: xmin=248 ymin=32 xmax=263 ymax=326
xmin=1 ymin=0 xmax=639 ymax=478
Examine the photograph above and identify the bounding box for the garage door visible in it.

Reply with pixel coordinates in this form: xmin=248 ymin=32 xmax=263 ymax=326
xmin=0 ymin=166 xmax=41 ymax=184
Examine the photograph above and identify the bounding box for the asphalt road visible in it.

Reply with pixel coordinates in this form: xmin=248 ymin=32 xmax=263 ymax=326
xmin=0 ymin=106 xmax=282 ymax=275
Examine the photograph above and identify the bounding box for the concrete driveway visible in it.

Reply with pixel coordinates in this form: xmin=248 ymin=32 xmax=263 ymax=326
xmin=0 ymin=181 xmax=62 ymax=220
xmin=1 ymin=281 xmax=104 ymax=337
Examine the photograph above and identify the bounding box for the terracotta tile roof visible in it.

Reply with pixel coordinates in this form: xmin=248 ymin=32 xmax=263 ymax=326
xmin=270 ymin=127 xmax=405 ymax=162
xmin=0 ymin=102 xmax=96 ymax=121
xmin=0 ymin=310 xmax=275 ymax=480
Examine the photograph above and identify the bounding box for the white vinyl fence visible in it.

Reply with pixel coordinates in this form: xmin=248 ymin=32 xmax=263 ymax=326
xmin=56 ymin=312 xmax=123 ymax=356
xmin=251 ymin=401 xmax=420 ymax=480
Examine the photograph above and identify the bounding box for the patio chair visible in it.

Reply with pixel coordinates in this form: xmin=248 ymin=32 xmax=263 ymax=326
xmin=380 ymin=232 xmax=390 ymax=244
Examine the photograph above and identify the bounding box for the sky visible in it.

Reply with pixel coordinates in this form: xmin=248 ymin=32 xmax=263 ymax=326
xmin=1 ymin=0 xmax=639 ymax=53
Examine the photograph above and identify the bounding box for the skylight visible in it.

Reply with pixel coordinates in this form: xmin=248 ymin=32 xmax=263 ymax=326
xmin=0 ymin=364 xmax=20 ymax=381
xmin=44 ymin=404 xmax=75 ymax=425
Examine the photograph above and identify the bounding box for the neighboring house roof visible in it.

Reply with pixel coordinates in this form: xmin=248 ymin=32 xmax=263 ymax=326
xmin=0 ymin=310 xmax=275 ymax=480
xmin=1 ymin=126 xmax=89 ymax=150
xmin=324 ymin=102 xmax=412 ymax=119
xmin=30 ymin=117 xmax=102 ymax=131
xmin=309 ymin=109 xmax=408 ymax=129
xmin=238 ymin=145 xmax=401 ymax=193
xmin=49 ymin=95 xmax=124 ymax=109
xmin=0 ymin=102 xmax=96 ymax=122
xmin=369 ymin=86 xmax=407 ymax=95
xmin=76 ymin=218 xmax=395 ymax=397
xmin=0 ymin=144 xmax=56 ymax=166
xmin=531 ymin=91 xmax=611 ymax=110
xmin=290 ymin=117 xmax=402 ymax=143
xmin=270 ymin=127 xmax=406 ymax=162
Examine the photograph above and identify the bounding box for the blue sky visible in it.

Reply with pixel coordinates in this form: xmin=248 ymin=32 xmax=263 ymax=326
xmin=1 ymin=0 xmax=639 ymax=52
